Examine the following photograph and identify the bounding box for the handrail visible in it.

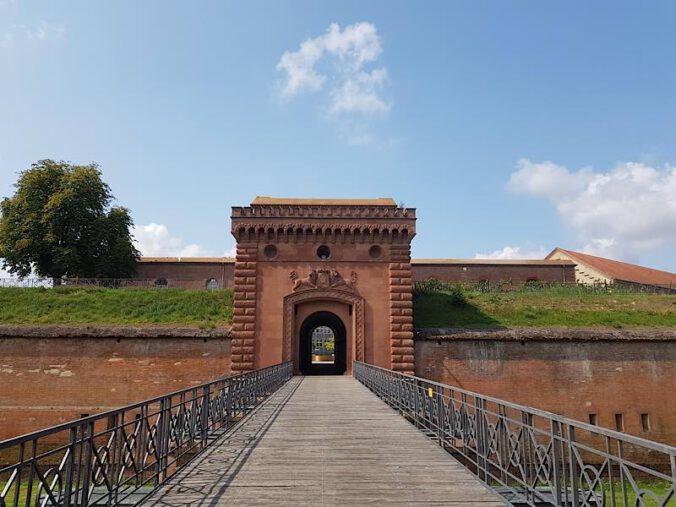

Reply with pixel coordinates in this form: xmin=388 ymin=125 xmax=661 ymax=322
xmin=0 ymin=362 xmax=292 ymax=507
xmin=354 ymin=361 xmax=676 ymax=507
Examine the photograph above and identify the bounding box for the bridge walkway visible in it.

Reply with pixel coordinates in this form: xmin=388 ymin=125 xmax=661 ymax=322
xmin=142 ymin=376 xmax=506 ymax=506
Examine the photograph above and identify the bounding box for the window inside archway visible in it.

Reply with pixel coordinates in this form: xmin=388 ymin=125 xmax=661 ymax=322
xmin=311 ymin=326 xmax=335 ymax=365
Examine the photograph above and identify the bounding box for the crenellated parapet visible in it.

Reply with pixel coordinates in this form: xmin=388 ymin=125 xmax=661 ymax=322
xmin=231 ymin=197 xmax=416 ymax=244
xmin=232 ymin=196 xmax=415 ymax=220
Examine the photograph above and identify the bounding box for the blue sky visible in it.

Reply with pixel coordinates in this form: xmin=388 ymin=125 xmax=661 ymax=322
xmin=1 ymin=1 xmax=675 ymax=272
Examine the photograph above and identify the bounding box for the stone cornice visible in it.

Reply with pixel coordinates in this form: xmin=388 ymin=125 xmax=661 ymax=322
xmin=414 ymin=327 xmax=676 ymax=342
xmin=231 ymin=220 xmax=416 ymax=243
xmin=0 ymin=325 xmax=232 ymax=339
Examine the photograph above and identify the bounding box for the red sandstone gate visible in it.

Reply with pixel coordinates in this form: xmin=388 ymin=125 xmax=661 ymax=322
xmin=230 ymin=197 xmax=416 ymax=374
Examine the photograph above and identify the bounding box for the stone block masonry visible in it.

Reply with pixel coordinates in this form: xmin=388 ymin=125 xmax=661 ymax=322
xmin=231 ymin=244 xmax=258 ymax=371
xmin=389 ymin=244 xmax=414 ymax=374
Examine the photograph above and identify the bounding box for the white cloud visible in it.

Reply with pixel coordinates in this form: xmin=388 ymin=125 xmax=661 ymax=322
xmin=474 ymin=245 xmax=549 ymax=260
xmin=0 ymin=263 xmax=13 ymax=278
xmin=132 ymin=223 xmax=211 ymax=257
xmin=223 ymin=247 xmax=236 ymax=258
xmin=508 ymin=159 xmax=676 ymax=260
xmin=1 ymin=22 xmax=65 ymax=48
xmin=276 ymin=22 xmax=390 ymax=116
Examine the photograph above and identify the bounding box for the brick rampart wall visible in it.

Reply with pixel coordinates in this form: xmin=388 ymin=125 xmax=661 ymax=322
xmin=415 ymin=331 xmax=676 ymax=444
xmin=2 ymin=327 xmax=673 ymax=448
xmin=0 ymin=331 xmax=231 ymax=441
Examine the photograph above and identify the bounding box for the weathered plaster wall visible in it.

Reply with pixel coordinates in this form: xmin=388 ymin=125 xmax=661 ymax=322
xmin=415 ymin=328 xmax=676 ymax=444
xmin=0 ymin=327 xmax=231 ymax=441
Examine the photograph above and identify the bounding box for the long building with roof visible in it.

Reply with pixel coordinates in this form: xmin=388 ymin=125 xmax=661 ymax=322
xmin=546 ymin=247 xmax=676 ymax=291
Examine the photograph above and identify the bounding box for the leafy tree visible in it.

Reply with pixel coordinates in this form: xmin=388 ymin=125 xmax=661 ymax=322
xmin=0 ymin=159 xmax=139 ymax=280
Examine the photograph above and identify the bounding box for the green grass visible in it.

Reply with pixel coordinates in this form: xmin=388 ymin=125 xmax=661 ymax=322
xmin=0 ymin=287 xmax=233 ymax=327
xmin=414 ymin=286 xmax=676 ymax=328
xmin=1 ymin=285 xmax=674 ymax=329
xmin=601 ymin=481 xmax=675 ymax=506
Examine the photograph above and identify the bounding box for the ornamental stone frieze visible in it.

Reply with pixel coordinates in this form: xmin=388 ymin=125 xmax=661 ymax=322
xmin=289 ymin=269 xmax=358 ymax=293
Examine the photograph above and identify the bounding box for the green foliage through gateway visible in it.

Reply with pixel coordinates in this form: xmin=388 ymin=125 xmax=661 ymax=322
xmin=413 ymin=286 xmax=676 ymax=328
xmin=0 ymin=287 xmax=233 ymax=327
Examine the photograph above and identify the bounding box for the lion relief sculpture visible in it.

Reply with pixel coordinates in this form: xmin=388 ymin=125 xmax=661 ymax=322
xmin=289 ymin=269 xmax=357 ymax=292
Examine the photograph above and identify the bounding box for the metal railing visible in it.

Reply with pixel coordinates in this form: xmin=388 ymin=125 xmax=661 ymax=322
xmin=0 ymin=362 xmax=292 ymax=507
xmin=354 ymin=361 xmax=676 ymax=507
xmin=0 ymin=278 xmax=229 ymax=290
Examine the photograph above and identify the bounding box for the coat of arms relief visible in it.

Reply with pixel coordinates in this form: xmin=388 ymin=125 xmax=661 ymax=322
xmin=289 ymin=269 xmax=358 ymax=292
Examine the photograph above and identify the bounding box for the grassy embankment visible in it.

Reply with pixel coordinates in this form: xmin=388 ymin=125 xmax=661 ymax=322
xmin=0 ymin=285 xmax=674 ymax=328
xmin=413 ymin=285 xmax=676 ymax=328
xmin=0 ymin=287 xmax=233 ymax=327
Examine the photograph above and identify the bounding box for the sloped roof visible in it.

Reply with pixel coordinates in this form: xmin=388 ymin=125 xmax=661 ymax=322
xmin=251 ymin=196 xmax=397 ymax=206
xmin=546 ymin=248 xmax=676 ymax=287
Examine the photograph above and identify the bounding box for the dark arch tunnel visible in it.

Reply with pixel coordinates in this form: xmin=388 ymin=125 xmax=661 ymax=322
xmin=299 ymin=311 xmax=347 ymax=375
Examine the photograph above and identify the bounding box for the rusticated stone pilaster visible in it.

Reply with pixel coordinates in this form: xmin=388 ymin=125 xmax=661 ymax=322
xmin=389 ymin=244 xmax=414 ymax=374
xmin=231 ymin=244 xmax=257 ymax=372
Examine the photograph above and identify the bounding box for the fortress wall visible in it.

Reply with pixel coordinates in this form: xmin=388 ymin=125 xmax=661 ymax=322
xmin=2 ymin=325 xmax=674 ymax=449
xmin=415 ymin=330 xmax=676 ymax=445
xmin=0 ymin=329 xmax=231 ymax=441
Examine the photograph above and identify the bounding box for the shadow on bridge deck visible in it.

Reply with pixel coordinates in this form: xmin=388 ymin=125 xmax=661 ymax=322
xmin=142 ymin=376 xmax=505 ymax=506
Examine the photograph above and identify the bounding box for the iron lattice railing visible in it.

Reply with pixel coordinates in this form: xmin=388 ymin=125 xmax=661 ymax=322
xmin=354 ymin=361 xmax=676 ymax=507
xmin=0 ymin=362 xmax=292 ymax=507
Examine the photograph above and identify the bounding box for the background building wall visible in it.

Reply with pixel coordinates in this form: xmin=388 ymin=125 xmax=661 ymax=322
xmin=135 ymin=259 xmax=235 ymax=289
xmin=411 ymin=261 xmax=575 ymax=284
xmin=132 ymin=259 xmax=574 ymax=289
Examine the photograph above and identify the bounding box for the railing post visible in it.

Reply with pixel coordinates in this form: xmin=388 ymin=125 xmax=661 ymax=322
xmin=157 ymin=397 xmax=170 ymax=484
xmin=413 ymin=379 xmax=420 ymax=429
xmin=550 ymin=418 xmax=563 ymax=505
xmin=497 ymin=404 xmax=508 ymax=486
xmin=81 ymin=420 xmax=95 ymax=507
xmin=201 ymin=384 xmax=210 ymax=444
xmin=476 ymin=397 xmax=488 ymax=482
xmin=397 ymin=375 xmax=403 ymax=415
xmin=62 ymin=427 xmax=77 ymax=507
xmin=436 ymin=387 xmax=444 ymax=446
xmin=567 ymin=424 xmax=580 ymax=507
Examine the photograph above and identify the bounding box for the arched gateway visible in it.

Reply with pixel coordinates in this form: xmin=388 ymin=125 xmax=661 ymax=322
xmin=230 ymin=197 xmax=416 ymax=375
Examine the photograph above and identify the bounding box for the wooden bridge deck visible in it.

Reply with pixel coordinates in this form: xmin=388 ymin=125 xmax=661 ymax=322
xmin=142 ymin=376 xmax=506 ymax=506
